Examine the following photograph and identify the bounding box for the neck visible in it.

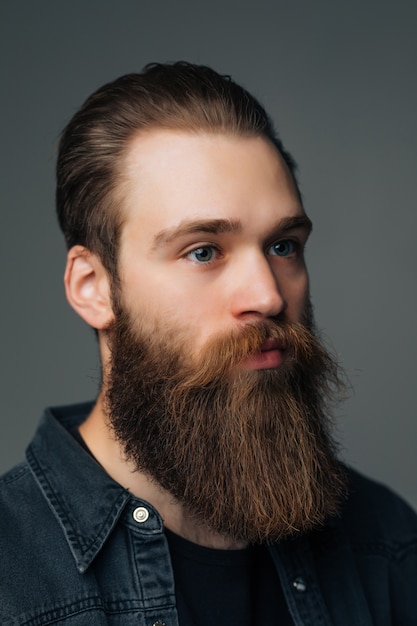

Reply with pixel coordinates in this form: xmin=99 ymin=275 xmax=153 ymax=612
xmin=79 ymin=393 xmax=247 ymax=550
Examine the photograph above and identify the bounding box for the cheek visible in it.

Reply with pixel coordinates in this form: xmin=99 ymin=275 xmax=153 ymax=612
xmin=120 ymin=270 xmax=218 ymax=334
xmin=285 ymin=271 xmax=310 ymax=314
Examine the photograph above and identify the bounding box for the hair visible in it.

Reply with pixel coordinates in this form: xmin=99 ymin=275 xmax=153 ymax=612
xmin=56 ymin=61 xmax=300 ymax=281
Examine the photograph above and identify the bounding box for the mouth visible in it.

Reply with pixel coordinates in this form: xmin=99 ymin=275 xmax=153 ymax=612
xmin=260 ymin=338 xmax=282 ymax=352
xmin=241 ymin=338 xmax=286 ymax=370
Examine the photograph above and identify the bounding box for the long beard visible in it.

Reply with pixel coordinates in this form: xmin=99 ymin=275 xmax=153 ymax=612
xmin=104 ymin=307 xmax=347 ymax=543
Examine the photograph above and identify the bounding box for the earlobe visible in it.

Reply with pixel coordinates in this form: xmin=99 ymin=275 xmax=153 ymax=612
xmin=64 ymin=245 xmax=114 ymax=330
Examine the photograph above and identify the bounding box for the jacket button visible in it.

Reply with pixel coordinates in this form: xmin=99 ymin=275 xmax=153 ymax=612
xmin=133 ymin=506 xmax=149 ymax=523
xmin=153 ymin=622 xmax=166 ymax=626
xmin=292 ymin=577 xmax=307 ymax=592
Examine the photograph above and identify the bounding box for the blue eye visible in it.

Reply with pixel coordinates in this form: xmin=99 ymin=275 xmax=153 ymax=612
xmin=188 ymin=246 xmax=215 ymax=263
xmin=269 ymin=240 xmax=296 ymax=257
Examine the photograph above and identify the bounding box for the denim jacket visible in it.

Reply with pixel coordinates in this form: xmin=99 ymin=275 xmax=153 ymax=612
xmin=1 ymin=402 xmax=416 ymax=625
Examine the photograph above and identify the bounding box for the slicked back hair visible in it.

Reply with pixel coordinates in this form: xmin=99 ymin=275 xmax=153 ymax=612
xmin=56 ymin=62 xmax=300 ymax=282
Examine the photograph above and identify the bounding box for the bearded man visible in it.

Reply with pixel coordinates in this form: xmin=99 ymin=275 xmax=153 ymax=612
xmin=0 ymin=62 xmax=416 ymax=625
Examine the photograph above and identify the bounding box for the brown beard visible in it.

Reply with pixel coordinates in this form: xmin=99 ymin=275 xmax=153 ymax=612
xmin=104 ymin=305 xmax=347 ymax=543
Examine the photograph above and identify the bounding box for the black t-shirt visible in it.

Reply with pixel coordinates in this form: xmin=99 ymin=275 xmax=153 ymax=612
xmin=166 ymin=528 xmax=294 ymax=626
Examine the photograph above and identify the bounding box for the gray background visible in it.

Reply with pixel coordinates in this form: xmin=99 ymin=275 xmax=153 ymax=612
xmin=1 ymin=1 xmax=416 ymax=509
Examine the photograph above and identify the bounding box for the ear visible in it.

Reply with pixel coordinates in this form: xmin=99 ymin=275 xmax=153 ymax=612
xmin=64 ymin=246 xmax=114 ymax=330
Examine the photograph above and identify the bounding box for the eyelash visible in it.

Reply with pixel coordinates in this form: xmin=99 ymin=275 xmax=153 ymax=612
xmin=185 ymin=238 xmax=301 ymax=265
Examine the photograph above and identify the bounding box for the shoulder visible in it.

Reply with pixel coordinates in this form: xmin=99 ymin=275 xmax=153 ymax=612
xmin=340 ymin=467 xmax=417 ymax=559
xmin=0 ymin=460 xmax=52 ymax=543
xmin=0 ymin=460 xmax=38 ymax=509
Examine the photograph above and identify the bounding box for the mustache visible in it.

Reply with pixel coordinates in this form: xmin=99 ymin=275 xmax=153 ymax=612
xmin=169 ymin=318 xmax=322 ymax=388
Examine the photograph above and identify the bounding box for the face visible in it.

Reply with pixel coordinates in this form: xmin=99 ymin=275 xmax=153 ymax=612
xmin=103 ymin=130 xmax=346 ymax=542
xmin=115 ymin=130 xmax=311 ymax=367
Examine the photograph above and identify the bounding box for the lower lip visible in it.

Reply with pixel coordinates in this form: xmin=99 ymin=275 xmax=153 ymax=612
xmin=241 ymin=349 xmax=285 ymax=370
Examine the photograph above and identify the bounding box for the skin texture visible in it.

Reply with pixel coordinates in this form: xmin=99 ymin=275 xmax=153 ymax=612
xmin=119 ymin=131 xmax=310 ymax=350
xmin=65 ymin=131 xmax=313 ymax=548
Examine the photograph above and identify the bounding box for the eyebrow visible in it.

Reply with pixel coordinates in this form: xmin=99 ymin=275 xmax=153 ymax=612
xmin=151 ymin=218 xmax=242 ymax=249
xmin=151 ymin=215 xmax=313 ymax=249
xmin=276 ymin=215 xmax=313 ymax=234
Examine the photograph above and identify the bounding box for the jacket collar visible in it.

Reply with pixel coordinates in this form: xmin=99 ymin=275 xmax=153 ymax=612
xmin=26 ymin=402 xmax=133 ymax=573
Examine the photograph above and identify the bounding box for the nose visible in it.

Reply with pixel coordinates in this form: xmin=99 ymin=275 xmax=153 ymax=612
xmin=229 ymin=252 xmax=287 ymax=320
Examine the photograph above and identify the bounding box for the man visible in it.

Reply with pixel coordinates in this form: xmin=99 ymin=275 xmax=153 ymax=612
xmin=0 ymin=62 xmax=416 ymax=625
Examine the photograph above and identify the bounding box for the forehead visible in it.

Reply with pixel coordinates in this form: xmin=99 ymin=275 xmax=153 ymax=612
xmin=121 ymin=130 xmax=304 ymax=238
